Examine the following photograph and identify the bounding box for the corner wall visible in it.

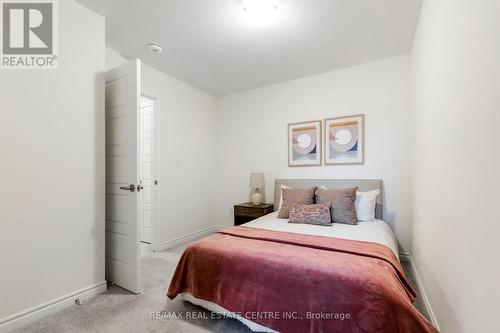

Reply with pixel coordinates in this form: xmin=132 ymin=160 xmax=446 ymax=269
xmin=0 ymin=0 xmax=105 ymax=326
xmin=215 ymin=56 xmax=414 ymax=251
xmin=410 ymin=1 xmax=500 ymax=332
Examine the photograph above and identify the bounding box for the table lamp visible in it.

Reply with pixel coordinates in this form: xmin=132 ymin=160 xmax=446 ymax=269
xmin=249 ymin=172 xmax=265 ymax=206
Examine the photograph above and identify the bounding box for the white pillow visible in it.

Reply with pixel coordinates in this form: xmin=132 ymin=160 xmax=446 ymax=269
xmin=355 ymin=190 xmax=380 ymax=222
xmin=278 ymin=185 xmax=291 ymax=210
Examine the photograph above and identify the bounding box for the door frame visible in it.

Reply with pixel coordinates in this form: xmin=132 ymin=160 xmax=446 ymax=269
xmin=139 ymin=94 xmax=159 ymax=253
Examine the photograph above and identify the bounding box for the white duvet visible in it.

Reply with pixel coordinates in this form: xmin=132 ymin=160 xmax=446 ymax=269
xmin=244 ymin=211 xmax=399 ymax=257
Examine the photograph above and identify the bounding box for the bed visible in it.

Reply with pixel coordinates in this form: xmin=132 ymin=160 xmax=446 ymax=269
xmin=167 ymin=179 xmax=439 ymax=333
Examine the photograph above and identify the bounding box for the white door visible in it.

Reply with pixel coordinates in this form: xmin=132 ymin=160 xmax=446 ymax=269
xmin=105 ymin=59 xmax=141 ymax=294
xmin=139 ymin=97 xmax=154 ymax=244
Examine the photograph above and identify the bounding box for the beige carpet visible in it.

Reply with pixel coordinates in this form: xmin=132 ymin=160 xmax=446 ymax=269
xmin=11 ymin=240 xmax=430 ymax=333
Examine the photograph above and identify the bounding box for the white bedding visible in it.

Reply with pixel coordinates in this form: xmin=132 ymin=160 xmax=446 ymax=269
xmin=244 ymin=211 xmax=399 ymax=257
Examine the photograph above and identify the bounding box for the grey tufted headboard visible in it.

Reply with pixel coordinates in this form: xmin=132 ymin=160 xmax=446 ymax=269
xmin=274 ymin=179 xmax=384 ymax=220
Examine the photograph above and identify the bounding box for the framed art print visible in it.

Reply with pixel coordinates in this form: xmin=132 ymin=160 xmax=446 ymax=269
xmin=288 ymin=120 xmax=322 ymax=167
xmin=324 ymin=114 xmax=364 ymax=165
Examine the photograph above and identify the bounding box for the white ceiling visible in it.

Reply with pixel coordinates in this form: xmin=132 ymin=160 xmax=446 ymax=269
xmin=77 ymin=0 xmax=422 ymax=96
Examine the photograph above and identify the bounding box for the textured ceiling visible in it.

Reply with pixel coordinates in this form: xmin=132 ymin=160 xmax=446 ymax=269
xmin=77 ymin=0 xmax=422 ymax=96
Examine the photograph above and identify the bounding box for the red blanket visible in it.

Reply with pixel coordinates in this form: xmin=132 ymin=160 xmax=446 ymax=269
xmin=168 ymin=226 xmax=439 ymax=333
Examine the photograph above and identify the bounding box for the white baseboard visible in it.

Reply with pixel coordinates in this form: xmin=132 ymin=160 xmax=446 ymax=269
xmin=0 ymin=281 xmax=107 ymax=332
xmin=400 ymin=251 xmax=411 ymax=258
xmin=400 ymin=253 xmax=440 ymax=331
xmin=215 ymin=225 xmax=230 ymax=232
xmin=158 ymin=226 xmax=216 ymax=252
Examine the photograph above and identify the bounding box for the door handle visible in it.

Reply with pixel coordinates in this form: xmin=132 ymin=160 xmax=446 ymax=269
xmin=137 ymin=184 xmax=144 ymax=192
xmin=119 ymin=184 xmax=135 ymax=192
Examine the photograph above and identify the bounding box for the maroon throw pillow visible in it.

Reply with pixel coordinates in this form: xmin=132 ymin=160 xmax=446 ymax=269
xmin=288 ymin=203 xmax=332 ymax=226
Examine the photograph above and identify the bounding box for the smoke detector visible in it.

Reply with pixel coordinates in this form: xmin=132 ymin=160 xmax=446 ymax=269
xmin=148 ymin=42 xmax=162 ymax=54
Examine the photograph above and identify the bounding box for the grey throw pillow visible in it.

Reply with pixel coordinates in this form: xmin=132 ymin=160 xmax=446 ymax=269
xmin=277 ymin=187 xmax=316 ymax=219
xmin=315 ymin=187 xmax=358 ymax=225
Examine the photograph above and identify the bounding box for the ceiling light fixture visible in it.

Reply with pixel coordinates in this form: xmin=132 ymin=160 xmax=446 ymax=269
xmin=242 ymin=0 xmax=278 ymax=27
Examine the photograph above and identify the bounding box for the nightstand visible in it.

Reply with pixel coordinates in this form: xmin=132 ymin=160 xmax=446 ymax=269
xmin=234 ymin=202 xmax=274 ymax=226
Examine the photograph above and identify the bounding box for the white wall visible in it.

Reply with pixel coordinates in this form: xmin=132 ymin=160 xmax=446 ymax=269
xmin=216 ymin=56 xmax=413 ymax=251
xmin=106 ymin=48 xmax=217 ymax=248
xmin=105 ymin=47 xmax=131 ymax=70
xmin=0 ymin=0 xmax=105 ymax=325
xmin=410 ymin=1 xmax=500 ymax=332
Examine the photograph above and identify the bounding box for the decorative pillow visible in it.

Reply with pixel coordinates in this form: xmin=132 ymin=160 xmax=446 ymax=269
xmin=277 ymin=187 xmax=316 ymax=219
xmin=315 ymin=187 xmax=358 ymax=225
xmin=278 ymin=184 xmax=291 ymax=210
xmin=355 ymin=190 xmax=380 ymax=221
xmin=289 ymin=203 xmax=332 ymax=226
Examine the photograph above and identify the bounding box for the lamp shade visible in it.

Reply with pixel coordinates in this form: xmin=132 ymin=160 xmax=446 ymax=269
xmin=249 ymin=173 xmax=265 ymax=189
